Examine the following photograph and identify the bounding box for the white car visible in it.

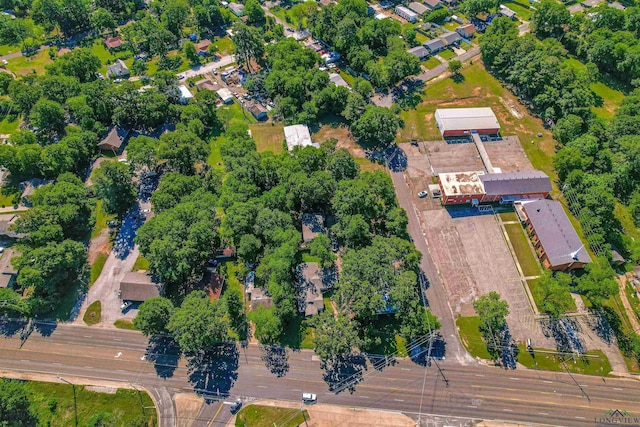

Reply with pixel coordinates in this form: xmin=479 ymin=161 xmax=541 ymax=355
xmin=418 ymin=190 xmax=428 ymax=198
xmin=0 ymin=246 xmax=4 ymax=254
xmin=302 ymin=392 xmax=317 ymax=404
xmin=120 ymin=301 xmax=132 ymax=311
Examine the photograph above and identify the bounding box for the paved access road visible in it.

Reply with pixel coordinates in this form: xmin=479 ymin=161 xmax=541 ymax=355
xmin=1 ymin=323 xmax=639 ymax=427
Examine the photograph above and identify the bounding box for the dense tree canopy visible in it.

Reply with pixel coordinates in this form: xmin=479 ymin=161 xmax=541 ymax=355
xmin=92 ymin=160 xmax=136 ymax=215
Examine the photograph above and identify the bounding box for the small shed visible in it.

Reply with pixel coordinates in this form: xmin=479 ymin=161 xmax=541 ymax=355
xmin=247 ymin=103 xmax=267 ymax=120
xmin=217 ymin=87 xmax=234 ymax=104
xmin=178 ymin=84 xmax=194 ymax=104
xmin=284 ymin=124 xmax=318 ymax=151
xmin=499 ymin=4 xmax=517 ymax=19
xmin=119 ymin=272 xmax=160 ymax=302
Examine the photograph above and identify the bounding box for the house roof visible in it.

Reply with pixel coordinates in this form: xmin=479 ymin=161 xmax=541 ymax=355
xmin=0 ymin=215 xmax=24 ymax=238
xmin=196 ymin=78 xmax=216 ymax=91
xmin=107 ymin=59 xmax=129 ymax=77
xmin=217 ymin=87 xmax=233 ymax=101
xmin=297 ymin=262 xmax=326 ymax=316
xmin=408 ymin=2 xmax=429 ymax=14
xmin=457 ymin=23 xmax=476 ymax=35
xmin=441 ymin=31 xmax=461 ymax=45
xmin=284 ymin=124 xmax=317 ymax=151
xmin=424 ymin=0 xmax=442 ymax=8
xmin=479 ymin=171 xmax=552 ymax=196
xmin=104 ymin=36 xmax=124 ymax=49
xmin=228 ymin=2 xmax=244 ymax=14
xmin=329 ymin=72 xmax=350 ymax=88
xmin=499 ymin=4 xmax=516 ymax=17
xmin=521 ymin=199 xmax=592 ymax=267
xmin=396 ymin=5 xmax=418 ymax=18
xmin=435 ymin=107 xmax=500 ymax=132
xmin=178 ymin=84 xmax=193 ymax=100
xmin=98 ymin=126 xmax=129 ymax=151
xmin=119 ymin=272 xmax=160 ymax=301
xmin=424 ymin=38 xmax=446 ymax=51
xmin=247 ymin=103 xmax=267 ymax=119
xmin=408 ymin=46 xmax=429 ymax=58
xmin=301 ymin=213 xmax=326 ymax=242
xmin=195 ymin=39 xmax=211 ymax=53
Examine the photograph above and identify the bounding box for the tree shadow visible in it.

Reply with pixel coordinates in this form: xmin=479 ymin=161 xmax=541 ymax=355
xmin=541 ymin=317 xmax=585 ymax=354
xmin=187 ymin=342 xmax=239 ymax=402
xmin=260 ymin=344 xmax=290 ymax=377
xmin=33 ymin=319 xmax=57 ymax=337
xmin=0 ymin=317 xmax=28 ymax=338
xmin=500 ymin=326 xmax=519 ymax=370
xmin=366 ymin=353 xmax=397 ymax=372
xmin=410 ymin=333 xmax=446 ymax=366
xmin=587 ymin=308 xmax=615 ymax=344
xmin=451 ymin=73 xmax=465 ymax=84
xmin=322 ymin=354 xmax=368 ymax=394
xmin=145 ymin=335 xmax=181 ymax=379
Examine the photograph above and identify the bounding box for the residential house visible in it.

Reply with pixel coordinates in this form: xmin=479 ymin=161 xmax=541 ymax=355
xmin=407 ymin=46 xmax=429 ymax=60
xmin=441 ymin=31 xmax=461 ymax=46
xmin=245 ymin=271 xmax=273 ymax=309
xmin=395 ymin=5 xmax=419 ymax=22
xmin=195 ymin=78 xmax=217 ymax=91
xmin=119 ymin=272 xmax=161 ymax=302
xmin=195 ymin=39 xmax=212 ymax=56
xmin=424 ymin=0 xmax=443 ymax=10
xmin=499 ymin=4 xmax=517 ymax=19
xmin=296 ymin=262 xmax=332 ymax=317
xmin=456 ymin=23 xmax=476 ymax=38
xmin=375 ymin=12 xmax=389 ymax=20
xmin=98 ymin=126 xmax=129 ymax=153
xmin=0 ymin=215 xmax=22 ymax=239
xmin=284 ymin=124 xmax=319 ymax=151
xmin=19 ymin=178 xmax=51 ymax=207
xmin=424 ymin=38 xmax=446 ymax=54
xmin=519 ymin=199 xmax=592 ymax=271
xmin=408 ymin=2 xmax=429 ymax=15
xmin=301 ymin=213 xmax=326 ymax=243
xmin=107 ymin=59 xmax=130 ymax=78
xmin=103 ymin=36 xmax=124 ymax=50
xmin=247 ymin=103 xmax=267 ymax=121
xmin=228 ymin=2 xmax=244 ymax=16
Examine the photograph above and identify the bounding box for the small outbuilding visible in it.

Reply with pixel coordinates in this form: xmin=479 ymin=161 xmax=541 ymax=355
xmin=104 ymin=36 xmax=124 ymax=50
xmin=196 ymin=78 xmax=217 ymax=91
xmin=499 ymin=4 xmax=517 ymax=19
xmin=178 ymin=84 xmax=194 ymax=104
xmin=228 ymin=2 xmax=244 ymax=16
xmin=247 ymin=103 xmax=267 ymax=120
xmin=284 ymin=124 xmax=318 ymax=151
xmin=217 ymin=87 xmax=234 ymax=104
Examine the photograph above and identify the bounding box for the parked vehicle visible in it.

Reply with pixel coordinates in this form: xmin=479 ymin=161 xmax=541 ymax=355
xmin=418 ymin=190 xmax=428 ymax=198
xmin=302 ymin=393 xmax=317 ymax=404
xmin=229 ymin=398 xmax=242 ymax=413
xmin=120 ymin=301 xmax=132 ymax=311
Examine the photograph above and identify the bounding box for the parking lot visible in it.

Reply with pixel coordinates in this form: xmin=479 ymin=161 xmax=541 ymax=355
xmin=400 ymin=141 xmax=556 ymax=346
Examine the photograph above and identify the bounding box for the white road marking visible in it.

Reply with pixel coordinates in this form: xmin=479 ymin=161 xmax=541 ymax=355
xmin=115 ymin=352 xmax=122 ymax=358
xmin=83 ymin=335 xmax=92 ymax=338
xmin=467 ymin=405 xmax=477 ymax=409
xmin=543 ymin=380 xmax=552 ymax=384
xmin=538 ymin=412 xmax=549 ymax=416
xmin=503 ymin=409 xmax=513 ymax=412
xmin=292 ymin=389 xmax=301 ymax=392
xmin=84 ymin=366 xmax=92 ymax=369
xmin=401 ymin=368 xmax=411 ymax=371
xmin=394 ymin=399 xmax=404 ymax=402
xmin=475 ymin=374 xmax=485 ymax=377
xmin=20 ymin=360 xmax=29 ymax=363
xmin=52 ymin=363 xmax=61 ymax=366
xmin=257 ymin=385 xmax=267 ymax=388
xmin=113 ymin=338 xmax=122 ymax=341
xmin=575 ymin=416 xmax=585 ymax=420
xmin=360 ymin=396 xmax=369 ymax=399
xmin=116 ymin=369 xmax=126 ymax=373
xmin=509 ymin=377 xmax=519 ymax=381
xmin=613 ymin=387 xmax=623 ymax=391
xmin=140 ymin=355 xmax=146 ymax=361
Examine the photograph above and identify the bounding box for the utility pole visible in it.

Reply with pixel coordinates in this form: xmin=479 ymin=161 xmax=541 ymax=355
xmin=58 ymin=376 xmax=78 ymax=427
xmin=562 ymin=359 xmax=590 ymax=402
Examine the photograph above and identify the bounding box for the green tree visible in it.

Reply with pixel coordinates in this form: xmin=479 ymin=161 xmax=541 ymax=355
xmin=46 ymin=48 xmax=101 ymax=83
xmin=134 ymin=296 xmax=174 ymax=336
xmin=350 ymin=105 xmax=402 ymax=148
xmin=126 ymin=136 xmax=159 ymax=172
xmin=575 ymin=258 xmax=618 ymax=307
xmin=326 ymin=148 xmax=360 ymax=181
xmin=232 ymin=23 xmax=265 ymax=73
xmin=237 ymin=233 xmax=263 ymax=264
xmin=162 ymin=0 xmax=190 ymax=37
xmin=245 ymin=0 xmax=265 ymax=26
xmin=151 ymin=172 xmax=202 ymax=213
xmin=0 ymin=379 xmax=37 ymax=427
xmin=92 ymin=161 xmax=136 ymax=215
xmin=552 ymin=114 xmax=584 ymax=146
xmin=530 ymin=0 xmax=570 ymax=39
xmin=309 ymin=311 xmax=362 ymax=365
xmin=404 ymin=28 xmax=418 ymax=47
xmin=168 ymin=291 xmax=229 ymax=354
xmin=461 ymin=0 xmax=498 ymax=17
xmin=158 ymin=131 xmax=210 ymax=175
xmin=225 ymin=290 xmax=248 ymax=340
xmin=29 ymin=98 xmax=66 ymax=140
xmin=473 ymin=291 xmax=509 ymax=334
xmin=183 ymin=41 xmax=198 ymax=64
xmin=535 ymin=270 xmax=574 ymax=318
xmin=448 ymin=59 xmax=462 ymax=75
xmin=92 ymin=7 xmax=117 ymax=33
xmin=309 ymin=234 xmax=333 ymax=268
xmin=249 ymin=304 xmax=282 ymax=344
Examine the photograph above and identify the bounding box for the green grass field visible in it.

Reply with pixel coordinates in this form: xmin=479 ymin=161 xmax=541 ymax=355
xmin=0 ymin=116 xmax=20 ymax=134
xmin=132 ymin=254 xmax=150 ymax=272
xmin=355 ymin=157 xmax=386 ymax=173
xmin=499 ymin=211 xmax=519 ymax=222
xmin=24 ymin=380 xmax=156 ymax=427
xmin=398 ymin=62 xmax=558 ymax=184
xmin=214 ymin=36 xmax=235 ymax=55
xmin=517 ymin=345 xmax=612 ymax=376
xmin=503 ymin=0 xmax=533 ymax=20
xmin=83 ymin=301 xmax=102 ymax=326
xmin=438 ymin=48 xmax=456 ymax=60
xmin=90 ymin=253 xmax=108 ymax=286
xmin=504 ymin=223 xmax=541 ymax=277
xmin=278 ymin=314 xmax=314 ymax=349
xmin=422 ymin=56 xmax=442 ymax=70
xmin=456 ymin=316 xmax=493 ymax=360
xmin=6 ymin=49 xmax=52 ymax=76
xmin=114 ymin=319 xmax=138 ymax=330
xmin=249 ymin=123 xmax=285 ymax=154
xmin=235 ymin=405 xmax=308 ymax=427
xmin=92 ymin=200 xmax=115 ymax=239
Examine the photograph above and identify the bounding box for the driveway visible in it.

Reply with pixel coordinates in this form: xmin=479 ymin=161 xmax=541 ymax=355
xmin=179 ymin=55 xmax=236 ymax=79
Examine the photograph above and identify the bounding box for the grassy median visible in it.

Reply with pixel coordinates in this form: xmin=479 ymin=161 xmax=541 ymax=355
xmin=235 ymin=404 xmax=308 ymax=427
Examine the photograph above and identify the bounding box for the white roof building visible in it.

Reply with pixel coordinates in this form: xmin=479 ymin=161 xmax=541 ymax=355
xmin=178 ymin=85 xmax=194 ymax=103
xmin=284 ymin=125 xmax=319 ymax=151
xmin=434 ymin=107 xmax=500 ymax=136
xmin=217 ymin=87 xmax=234 ymax=104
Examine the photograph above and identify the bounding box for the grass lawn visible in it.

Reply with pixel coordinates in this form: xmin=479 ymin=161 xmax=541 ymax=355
xmin=355 ymin=157 xmax=386 ymax=173
xmin=527 ymin=278 xmax=577 ymax=313
xmin=279 ymin=315 xmax=314 ymax=349
xmin=340 ymin=70 xmax=356 ymax=87
xmin=625 ymin=283 xmax=640 ymax=323
xmin=615 ymin=201 xmax=640 ymax=242
xmin=422 ymin=56 xmax=442 ymax=70
xmin=517 ymin=345 xmax=612 ymax=376
xmin=83 ymin=301 xmax=102 ymax=326
xmin=235 ymin=405 xmax=308 ymax=427
xmin=398 ymin=62 xmax=558 ymax=184
xmin=132 ymin=254 xmax=150 ymax=272
xmin=438 ymin=49 xmax=456 ymax=60
xmin=6 ymin=49 xmax=52 ymax=76
xmin=214 ymin=36 xmax=235 ymax=55
xmin=114 ymin=319 xmax=138 ymax=330
xmin=301 ymin=251 xmax=321 ymax=263
xmin=0 ymin=44 xmax=21 ymax=56
xmin=503 ymin=0 xmax=533 ymax=20
xmin=222 ymin=261 xmax=244 ymax=296
xmin=208 ymin=134 xmax=225 ymax=169
xmin=499 ymin=211 xmax=519 ymax=222
xmin=24 ymin=380 xmax=156 ymax=427
xmin=90 ymin=253 xmax=108 ymax=286
xmin=456 ymin=316 xmax=492 ymax=360
xmin=323 ymin=292 xmax=334 ymax=314
xmin=0 ymin=116 xmax=20 ymax=134
xmin=217 ymin=101 xmax=256 ymax=126
xmin=249 ymin=123 xmax=285 ymax=154
xmin=92 ymin=200 xmax=115 ymax=239
xmin=504 ymin=223 xmax=541 ymax=277
xmin=600 ymin=292 xmax=640 ymax=373
xmin=0 ymin=186 xmax=20 ymax=207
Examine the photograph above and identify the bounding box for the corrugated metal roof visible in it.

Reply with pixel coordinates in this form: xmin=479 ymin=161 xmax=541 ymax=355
xmin=480 ymin=171 xmax=552 ymax=196
xmin=407 ymin=46 xmax=429 ymax=58
xmin=522 ymin=199 xmax=591 ymax=267
xmin=435 ymin=107 xmax=500 ymax=132
xmin=424 ymin=38 xmax=446 ymax=51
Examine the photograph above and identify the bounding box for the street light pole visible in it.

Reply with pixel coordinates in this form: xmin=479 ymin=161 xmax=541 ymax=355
xmin=58 ymin=376 xmax=78 ymax=427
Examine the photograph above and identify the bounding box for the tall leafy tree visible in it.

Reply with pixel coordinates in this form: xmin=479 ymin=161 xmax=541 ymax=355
xmin=92 ymin=160 xmax=137 ymax=215
xmin=232 ymin=23 xmax=265 ymax=72
xmin=134 ymin=297 xmax=174 ymax=336
xmin=0 ymin=379 xmax=37 ymax=427
xmin=350 ymin=105 xmax=402 ymax=148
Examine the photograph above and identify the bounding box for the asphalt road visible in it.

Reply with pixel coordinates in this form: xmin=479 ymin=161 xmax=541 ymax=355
xmin=1 ymin=323 xmax=639 ymax=427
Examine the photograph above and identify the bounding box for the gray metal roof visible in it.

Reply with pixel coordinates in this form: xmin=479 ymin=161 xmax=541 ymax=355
xmin=120 ymin=273 xmax=160 ymax=301
xmin=522 ymin=199 xmax=591 ymax=267
xmin=479 ymin=171 xmax=552 ymax=196
xmin=407 ymin=46 xmax=429 ymax=58
xmin=408 ymin=2 xmax=429 ymax=14
xmin=441 ymin=32 xmax=461 ymax=45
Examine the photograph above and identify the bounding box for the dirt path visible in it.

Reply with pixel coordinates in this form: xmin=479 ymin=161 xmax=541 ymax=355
xmin=617 ymin=275 xmax=640 ymax=332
